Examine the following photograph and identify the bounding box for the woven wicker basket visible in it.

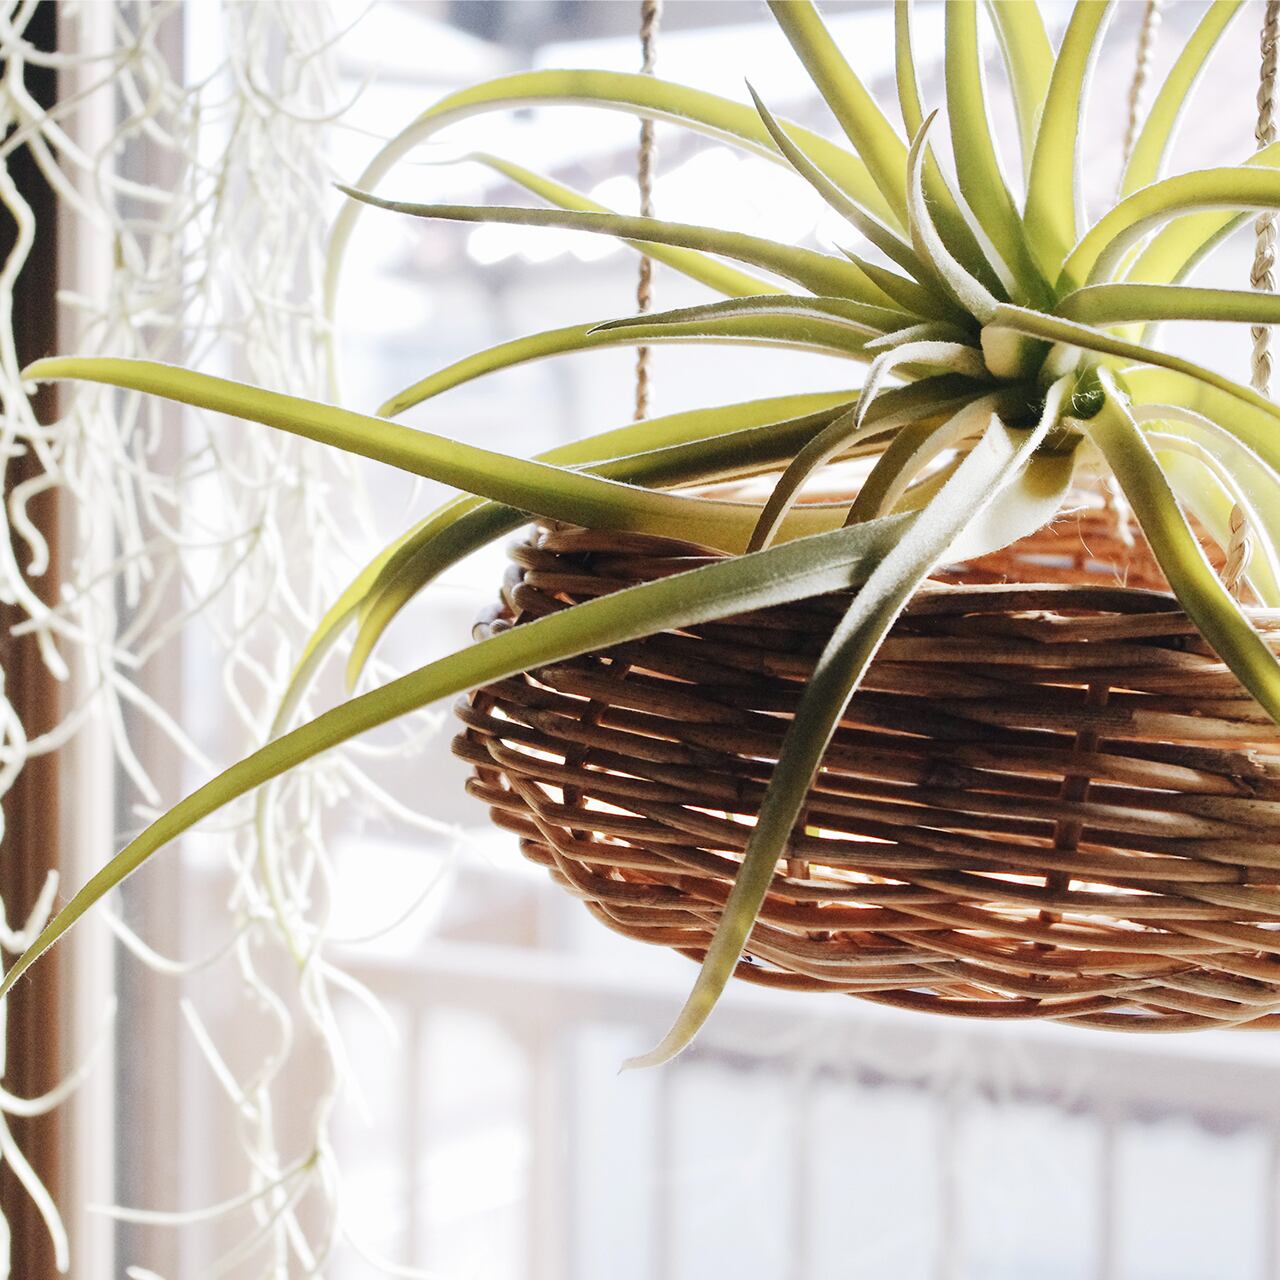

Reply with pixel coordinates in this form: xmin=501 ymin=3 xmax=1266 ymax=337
xmin=453 ymin=496 xmax=1280 ymax=1030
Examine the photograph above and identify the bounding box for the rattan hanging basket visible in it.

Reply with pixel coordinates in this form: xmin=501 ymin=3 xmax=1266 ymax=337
xmin=453 ymin=494 xmax=1280 ymax=1031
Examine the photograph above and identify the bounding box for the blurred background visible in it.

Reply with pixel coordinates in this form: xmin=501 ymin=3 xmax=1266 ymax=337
xmin=12 ymin=2 xmax=1280 ymax=1278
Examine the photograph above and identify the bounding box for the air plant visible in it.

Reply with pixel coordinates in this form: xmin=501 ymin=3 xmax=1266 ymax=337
xmin=10 ymin=0 xmax=1280 ymax=1065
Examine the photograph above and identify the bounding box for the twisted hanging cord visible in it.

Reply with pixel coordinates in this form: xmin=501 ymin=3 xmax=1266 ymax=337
xmin=633 ymin=0 xmax=662 ymax=421
xmin=1249 ymin=0 xmax=1279 ymax=394
xmin=1227 ymin=0 xmax=1280 ymax=595
xmin=1121 ymin=0 xmax=1162 ymax=172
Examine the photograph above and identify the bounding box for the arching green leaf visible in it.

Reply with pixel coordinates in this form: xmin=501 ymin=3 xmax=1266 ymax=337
xmin=745 ymin=84 xmax=926 ymax=281
xmin=768 ymin=0 xmax=910 ymax=221
xmin=1144 ymin=426 xmax=1280 ymax=606
xmin=986 ymin=0 xmax=1053 ymax=182
xmin=1122 ymin=141 xmax=1280 ymax=291
xmin=1064 ymin=165 xmax=1280 ymax=289
xmin=353 ymin=379 xmax=978 ymax=683
xmin=289 ymin=390 xmax=865 ymax=703
xmin=769 ymin=0 xmax=1003 ymax=293
xmin=989 ymin=304 xmax=1280 ymax=430
xmin=894 ymin=0 xmax=927 ymax=141
xmin=325 ymin=67 xmax=901 ymax=326
xmin=747 ymin=383 xmax=983 ymax=552
xmin=1058 ymin=282 xmax=1280 ymax=327
xmin=1089 ymin=376 xmax=1280 ymax=723
xmin=338 ymin=187 xmax=888 ymax=303
xmin=22 ymin=358 xmax=837 ymax=553
xmin=906 ymin=116 xmax=1000 ymax=322
xmin=465 ymin=151 xmax=780 ymax=299
xmin=589 ymin=294 xmax=908 ymax=339
xmin=381 ymin=311 xmax=872 ymax=419
xmin=1119 ymin=1 xmax=1243 ymax=197
xmin=1024 ymin=1 xmax=1114 ymax=279
xmin=344 ymin=418 xmax=871 ymax=688
xmin=0 ymin=515 xmax=925 ymax=1002
xmin=854 ymin=339 xmax=990 ymax=432
xmin=627 ymin=379 xmax=1069 ymax=1069
xmin=845 ymin=396 xmax=998 ymax=522
xmin=838 ymin=246 xmax=964 ymax=321
xmin=1122 ymin=365 xmax=1280 ymax=474
xmin=946 ymin=0 xmax=1049 ymax=305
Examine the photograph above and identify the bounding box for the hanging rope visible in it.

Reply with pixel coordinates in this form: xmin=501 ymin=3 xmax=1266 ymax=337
xmin=1249 ymin=0 xmax=1279 ymax=395
xmin=633 ymin=0 xmax=662 ymax=421
xmin=1226 ymin=0 xmax=1280 ymax=596
xmin=1121 ymin=1 xmax=1162 ymax=171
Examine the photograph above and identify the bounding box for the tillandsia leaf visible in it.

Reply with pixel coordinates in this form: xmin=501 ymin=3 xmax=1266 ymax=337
xmin=588 ymin=294 xmax=909 ymax=341
xmin=835 ymin=247 xmax=964 ymax=323
xmin=744 ymin=83 xmax=926 ymax=281
xmin=1058 ymin=283 xmax=1280 ymax=328
xmin=1119 ymin=0 xmax=1243 ymax=198
xmin=464 ymin=152 xmax=780 ymax=299
xmin=325 ymin=67 xmax=906 ymax=384
xmin=891 ymin=0 xmax=959 ymax=299
xmin=1064 ymin=166 xmax=1280 ymax=290
xmin=589 ymin=305 xmax=933 ymax=368
xmin=746 ymin=385 xmax=983 ymax=553
xmin=745 ymin=407 xmax=861 ymax=553
xmin=575 ymin=313 xmax=878 ymax=358
xmin=1125 ymin=214 xmax=1244 ymax=294
xmin=945 ymin=0 xmax=1051 ymax=307
xmin=987 ymin=305 xmax=1280 ymax=432
xmin=352 ymin=379 xmax=978 ymax=684
xmin=267 ymin=541 xmax=415 ymax=746
xmin=380 ymin=315 xmax=876 ymax=418
xmin=905 ymin=115 xmax=1000 ymax=323
xmin=767 ymin=0 xmax=1003 ymax=294
xmin=1147 ymin=434 xmax=1280 ymax=606
xmin=381 ymin=324 xmax=603 ymax=417
xmin=1132 ymin=402 xmax=1280 ymax=605
xmin=0 ymin=514 xmax=928 ymax=1002
xmin=767 ymin=0 xmax=910 ymax=222
xmin=862 ymin=321 xmax=978 ymax=350
xmin=939 ymin=443 xmax=1077 ymax=552
xmin=336 ymin=188 xmax=893 ymax=305
xmin=626 ymin=377 xmax=1071 ymax=1070
xmin=891 ymin=0 xmax=1011 ymax=305
xmin=854 ymin=340 xmax=990 ymax=431
xmin=1089 ymin=373 xmax=1280 ymax=724
xmin=893 ymin=0 xmax=926 ymax=141
xmin=1023 ymin=0 xmax=1114 ymax=281
xmin=986 ymin=0 xmax=1053 ymax=183
xmin=1124 ymin=366 xmax=1280 ymax=476
xmin=1123 ymin=143 xmax=1280 ymax=290
xmin=532 ymin=313 xmax=883 ymax=358
xmin=343 ymin=415 xmax=876 ymax=688
xmin=845 ymin=395 xmax=1001 ymax=523
xmin=1157 ymin=448 xmax=1279 ymax=606
xmin=22 ymin=358 xmax=833 ymax=554
xmin=342 ymin=390 xmax=859 ymax=683
xmin=325 ymin=67 xmax=900 ymax=325
xmin=1133 ymin=403 xmax=1280 ymax=499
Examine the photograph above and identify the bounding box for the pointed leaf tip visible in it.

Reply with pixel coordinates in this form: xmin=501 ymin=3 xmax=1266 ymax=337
xmin=905 ymin=115 xmax=1000 ymax=323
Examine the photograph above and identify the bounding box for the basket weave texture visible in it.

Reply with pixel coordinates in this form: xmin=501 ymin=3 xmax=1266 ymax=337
xmin=452 ymin=502 xmax=1280 ymax=1030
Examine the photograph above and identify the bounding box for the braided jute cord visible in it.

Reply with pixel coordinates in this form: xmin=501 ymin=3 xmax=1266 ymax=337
xmin=1226 ymin=0 xmax=1280 ymax=595
xmin=1121 ymin=0 xmax=1162 ymax=172
xmin=633 ymin=0 xmax=662 ymax=421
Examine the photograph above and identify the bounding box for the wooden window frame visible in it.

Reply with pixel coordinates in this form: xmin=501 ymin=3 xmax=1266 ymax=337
xmin=1 ymin=2 xmax=63 ymax=1275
